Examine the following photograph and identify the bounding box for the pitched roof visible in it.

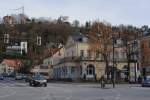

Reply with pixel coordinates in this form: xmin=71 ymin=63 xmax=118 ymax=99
xmin=43 ymin=48 xmax=60 ymax=58
xmin=1 ymin=59 xmax=22 ymax=69
xmin=71 ymin=34 xmax=88 ymax=43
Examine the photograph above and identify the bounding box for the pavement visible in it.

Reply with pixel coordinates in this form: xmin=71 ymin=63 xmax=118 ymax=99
xmin=0 ymin=78 xmax=150 ymax=100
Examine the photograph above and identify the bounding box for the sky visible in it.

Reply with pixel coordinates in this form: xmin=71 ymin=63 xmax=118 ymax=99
xmin=0 ymin=0 xmax=149 ymax=27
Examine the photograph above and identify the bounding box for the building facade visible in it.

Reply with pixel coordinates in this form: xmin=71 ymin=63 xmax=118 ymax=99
xmin=0 ymin=59 xmax=22 ymax=75
xmin=140 ymin=36 xmax=150 ymax=76
xmin=5 ymin=40 xmax=27 ymax=56
xmin=3 ymin=16 xmax=14 ymax=25
xmin=52 ymin=35 xmax=106 ymax=81
xmin=48 ymin=34 xmax=139 ymax=82
xmin=30 ymin=64 xmax=52 ymax=79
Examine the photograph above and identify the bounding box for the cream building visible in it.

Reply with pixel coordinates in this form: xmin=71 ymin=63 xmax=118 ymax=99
xmin=48 ymin=34 xmax=131 ymax=82
xmin=43 ymin=56 xmax=54 ymax=79
xmin=52 ymin=35 xmax=106 ymax=81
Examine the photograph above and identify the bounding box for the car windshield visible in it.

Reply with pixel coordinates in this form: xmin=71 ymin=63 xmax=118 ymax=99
xmin=33 ymin=75 xmax=45 ymax=80
xmin=146 ymin=78 xmax=150 ymax=81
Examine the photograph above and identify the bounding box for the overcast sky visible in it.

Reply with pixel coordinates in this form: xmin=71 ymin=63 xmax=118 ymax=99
xmin=0 ymin=0 xmax=149 ymax=27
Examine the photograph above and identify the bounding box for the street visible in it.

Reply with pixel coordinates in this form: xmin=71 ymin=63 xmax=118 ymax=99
xmin=0 ymin=78 xmax=150 ymax=100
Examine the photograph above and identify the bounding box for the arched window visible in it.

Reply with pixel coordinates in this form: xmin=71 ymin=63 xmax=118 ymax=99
xmin=87 ymin=64 xmax=95 ymax=75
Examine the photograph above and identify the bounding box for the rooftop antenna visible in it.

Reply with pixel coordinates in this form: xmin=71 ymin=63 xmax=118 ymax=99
xmin=10 ymin=6 xmax=24 ymax=15
xmin=10 ymin=6 xmax=25 ymax=24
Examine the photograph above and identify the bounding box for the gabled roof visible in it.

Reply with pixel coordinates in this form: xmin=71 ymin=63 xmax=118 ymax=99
xmin=71 ymin=33 xmax=88 ymax=43
xmin=51 ymin=47 xmax=63 ymax=56
xmin=43 ymin=48 xmax=61 ymax=58
xmin=1 ymin=59 xmax=22 ymax=69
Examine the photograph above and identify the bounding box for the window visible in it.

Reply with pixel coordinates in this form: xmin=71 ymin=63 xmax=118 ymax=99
xmin=122 ymin=52 xmax=126 ymax=59
xmin=37 ymin=36 xmax=41 ymax=46
xmin=96 ymin=51 xmax=100 ymax=58
xmin=80 ymin=66 xmax=82 ymax=75
xmin=141 ymin=43 xmax=144 ymax=48
xmin=87 ymin=50 xmax=91 ymax=58
xmin=71 ymin=67 xmax=75 ymax=74
xmin=4 ymin=34 xmax=9 ymax=43
xmin=23 ymin=43 xmax=26 ymax=49
xmin=67 ymin=52 xmax=69 ymax=57
xmin=71 ymin=50 xmax=74 ymax=59
xmin=80 ymin=50 xmax=84 ymax=57
xmin=114 ymin=39 xmax=117 ymax=44
xmin=87 ymin=64 xmax=95 ymax=75
xmin=115 ymin=51 xmax=118 ymax=59
xmin=99 ymin=53 xmax=104 ymax=60
xmin=15 ymin=42 xmax=19 ymax=46
xmin=142 ymin=56 xmax=145 ymax=63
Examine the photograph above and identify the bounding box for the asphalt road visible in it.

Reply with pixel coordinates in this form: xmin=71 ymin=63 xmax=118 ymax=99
xmin=0 ymin=78 xmax=150 ymax=100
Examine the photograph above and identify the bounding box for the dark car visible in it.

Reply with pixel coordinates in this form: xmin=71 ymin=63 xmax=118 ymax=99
xmin=25 ymin=75 xmax=32 ymax=82
xmin=0 ymin=75 xmax=4 ymax=80
xmin=29 ymin=75 xmax=47 ymax=87
xmin=142 ymin=76 xmax=150 ymax=87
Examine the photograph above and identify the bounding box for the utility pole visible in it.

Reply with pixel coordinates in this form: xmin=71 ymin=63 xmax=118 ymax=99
xmin=10 ymin=6 xmax=25 ymax=24
xmin=112 ymin=36 xmax=116 ymax=88
xmin=133 ymin=40 xmax=137 ymax=83
xmin=10 ymin=6 xmax=24 ymax=15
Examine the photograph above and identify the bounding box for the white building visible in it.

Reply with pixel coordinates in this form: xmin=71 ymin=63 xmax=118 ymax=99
xmin=6 ymin=40 xmax=27 ymax=55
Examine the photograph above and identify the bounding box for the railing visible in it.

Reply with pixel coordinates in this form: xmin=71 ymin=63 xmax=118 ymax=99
xmin=59 ymin=56 xmax=104 ymax=63
xmin=109 ymin=58 xmax=127 ymax=62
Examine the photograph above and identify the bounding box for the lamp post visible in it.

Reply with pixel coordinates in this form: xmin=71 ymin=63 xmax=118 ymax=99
xmin=111 ymin=35 xmax=116 ymax=88
xmin=133 ymin=40 xmax=137 ymax=83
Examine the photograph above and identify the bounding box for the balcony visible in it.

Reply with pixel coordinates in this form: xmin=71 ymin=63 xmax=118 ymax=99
xmin=59 ymin=56 xmax=103 ymax=63
xmin=80 ymin=56 xmax=93 ymax=60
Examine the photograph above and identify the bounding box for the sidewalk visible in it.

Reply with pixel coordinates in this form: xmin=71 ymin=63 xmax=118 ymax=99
xmin=48 ymin=80 xmax=141 ymax=89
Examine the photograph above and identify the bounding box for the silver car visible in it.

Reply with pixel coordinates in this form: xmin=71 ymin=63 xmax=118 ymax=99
xmin=142 ymin=76 xmax=150 ymax=87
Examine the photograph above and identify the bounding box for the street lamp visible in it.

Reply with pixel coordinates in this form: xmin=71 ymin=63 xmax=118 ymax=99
xmin=132 ymin=40 xmax=138 ymax=83
xmin=97 ymin=31 xmax=117 ymax=88
xmin=111 ymin=35 xmax=116 ymax=88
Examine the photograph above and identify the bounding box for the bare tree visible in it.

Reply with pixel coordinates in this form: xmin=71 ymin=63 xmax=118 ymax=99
xmin=88 ymin=21 xmax=113 ymax=78
xmin=118 ymin=25 xmax=140 ymax=81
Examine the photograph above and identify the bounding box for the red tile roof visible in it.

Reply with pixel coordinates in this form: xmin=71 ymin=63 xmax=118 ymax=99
xmin=2 ymin=59 xmax=22 ymax=69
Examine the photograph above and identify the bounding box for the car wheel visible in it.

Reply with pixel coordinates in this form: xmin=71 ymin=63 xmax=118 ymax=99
xmin=29 ymin=82 xmax=32 ymax=86
xmin=44 ymin=83 xmax=47 ymax=87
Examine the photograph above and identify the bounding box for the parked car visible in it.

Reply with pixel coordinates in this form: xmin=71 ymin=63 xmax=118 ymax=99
xmin=29 ymin=75 xmax=47 ymax=87
xmin=22 ymin=74 xmax=27 ymax=79
xmin=25 ymin=75 xmax=32 ymax=82
xmin=142 ymin=76 xmax=150 ymax=87
xmin=15 ymin=74 xmax=24 ymax=80
xmin=2 ymin=73 xmax=8 ymax=77
xmin=0 ymin=75 xmax=4 ymax=80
